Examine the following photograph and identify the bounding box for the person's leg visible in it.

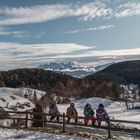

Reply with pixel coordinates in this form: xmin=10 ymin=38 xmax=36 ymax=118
xmin=84 ymin=117 xmax=89 ymax=125
xmin=97 ymin=120 xmax=101 ymax=126
xmin=56 ymin=116 xmax=59 ymax=122
xmin=75 ymin=117 xmax=78 ymax=124
xmin=50 ymin=116 xmax=55 ymax=122
xmin=91 ymin=117 xmax=95 ymax=126
xmin=66 ymin=117 xmax=71 ymax=123
xmin=106 ymin=118 xmax=110 ymax=126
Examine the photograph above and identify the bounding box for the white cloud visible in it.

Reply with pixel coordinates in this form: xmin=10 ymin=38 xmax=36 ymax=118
xmin=0 ymin=42 xmax=93 ymax=60
xmin=0 ymin=27 xmax=11 ymax=35
xmin=86 ymin=24 xmax=114 ymax=31
xmin=76 ymin=2 xmax=112 ymax=21
xmin=65 ymin=24 xmax=114 ymax=34
xmin=65 ymin=30 xmax=80 ymax=34
xmin=40 ymin=48 xmax=140 ymax=59
xmin=1 ymin=42 xmax=140 ymax=59
xmin=0 ymin=42 xmax=95 ymax=69
xmin=0 ymin=5 xmax=72 ymax=25
xmin=0 ymin=42 xmax=140 ymax=68
xmin=0 ymin=1 xmax=140 ymax=26
xmin=87 ymin=48 xmax=140 ymax=57
xmin=115 ymin=2 xmax=140 ymax=18
xmin=0 ymin=27 xmax=30 ymax=38
xmin=0 ymin=2 xmax=112 ymax=25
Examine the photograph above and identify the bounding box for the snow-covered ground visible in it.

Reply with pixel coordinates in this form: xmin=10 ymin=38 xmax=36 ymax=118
xmin=0 ymin=88 xmax=140 ymax=139
xmin=57 ymin=97 xmax=140 ymax=121
xmin=0 ymin=87 xmax=46 ymax=101
xmin=0 ymin=87 xmax=140 ymax=128
xmin=0 ymin=128 xmax=139 ymax=140
xmin=0 ymin=128 xmax=87 ymax=140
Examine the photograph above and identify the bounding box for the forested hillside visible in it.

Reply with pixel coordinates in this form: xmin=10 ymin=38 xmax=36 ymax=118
xmin=85 ymin=60 xmax=140 ymax=84
xmin=0 ymin=68 xmax=86 ymax=97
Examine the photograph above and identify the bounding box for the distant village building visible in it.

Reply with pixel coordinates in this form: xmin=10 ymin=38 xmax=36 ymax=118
xmin=120 ymin=84 xmax=140 ymax=109
xmin=0 ymin=92 xmax=35 ymax=127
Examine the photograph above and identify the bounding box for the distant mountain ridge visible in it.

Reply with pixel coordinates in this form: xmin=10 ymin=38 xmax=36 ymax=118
xmin=37 ymin=62 xmax=113 ymax=78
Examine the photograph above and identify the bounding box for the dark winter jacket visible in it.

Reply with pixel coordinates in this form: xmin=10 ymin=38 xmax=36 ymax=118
xmin=96 ymin=107 xmax=108 ymax=121
xmin=84 ymin=104 xmax=94 ymax=118
xmin=84 ymin=108 xmax=94 ymax=118
xmin=66 ymin=106 xmax=78 ymax=118
xmin=49 ymin=103 xmax=59 ymax=116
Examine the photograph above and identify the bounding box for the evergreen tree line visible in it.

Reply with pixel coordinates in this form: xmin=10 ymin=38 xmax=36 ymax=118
xmin=0 ymin=68 xmax=124 ymax=100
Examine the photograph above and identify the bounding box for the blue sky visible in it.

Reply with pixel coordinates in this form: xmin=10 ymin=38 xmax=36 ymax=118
xmin=0 ymin=0 xmax=140 ymax=69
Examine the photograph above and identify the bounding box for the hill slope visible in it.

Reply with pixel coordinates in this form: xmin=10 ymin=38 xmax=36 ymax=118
xmin=85 ymin=60 xmax=140 ymax=84
xmin=0 ymin=68 xmax=85 ymax=97
xmin=58 ymin=97 xmax=140 ymax=128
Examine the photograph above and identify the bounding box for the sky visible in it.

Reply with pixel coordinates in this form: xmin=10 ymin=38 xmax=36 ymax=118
xmin=0 ymin=0 xmax=140 ymax=70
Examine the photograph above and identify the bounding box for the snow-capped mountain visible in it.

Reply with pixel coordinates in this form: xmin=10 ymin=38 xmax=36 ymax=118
xmin=37 ymin=62 xmax=113 ymax=78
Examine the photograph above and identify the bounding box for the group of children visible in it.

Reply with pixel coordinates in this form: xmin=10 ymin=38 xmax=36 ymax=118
xmin=49 ymin=101 xmax=108 ymax=126
xmin=84 ymin=103 xmax=108 ymax=126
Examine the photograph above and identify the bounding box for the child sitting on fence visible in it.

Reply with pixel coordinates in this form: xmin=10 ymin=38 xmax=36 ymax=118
xmin=84 ymin=103 xmax=95 ymax=126
xmin=49 ymin=101 xmax=60 ymax=122
xmin=96 ymin=103 xmax=108 ymax=126
xmin=66 ymin=103 xmax=78 ymax=124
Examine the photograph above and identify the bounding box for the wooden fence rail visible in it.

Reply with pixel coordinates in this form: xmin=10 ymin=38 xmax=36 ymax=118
xmin=0 ymin=111 xmax=140 ymax=138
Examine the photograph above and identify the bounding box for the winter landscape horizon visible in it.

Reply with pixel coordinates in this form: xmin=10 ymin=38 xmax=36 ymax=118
xmin=0 ymin=0 xmax=140 ymax=139
xmin=0 ymin=0 xmax=140 ymax=70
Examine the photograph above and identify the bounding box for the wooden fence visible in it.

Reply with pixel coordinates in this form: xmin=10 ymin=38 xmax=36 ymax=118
xmin=0 ymin=111 xmax=140 ymax=138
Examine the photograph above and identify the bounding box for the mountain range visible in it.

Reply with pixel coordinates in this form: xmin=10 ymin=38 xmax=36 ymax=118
xmin=37 ymin=62 xmax=113 ymax=78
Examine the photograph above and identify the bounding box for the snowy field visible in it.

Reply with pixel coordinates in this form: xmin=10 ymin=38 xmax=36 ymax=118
xmin=57 ymin=97 xmax=140 ymax=121
xmin=0 ymin=128 xmax=87 ymax=140
xmin=0 ymin=128 xmax=139 ymax=140
xmin=0 ymin=87 xmax=46 ymax=101
xmin=0 ymin=87 xmax=140 ymax=128
xmin=0 ymin=87 xmax=140 ymax=139
xmin=57 ymin=97 xmax=140 ymax=128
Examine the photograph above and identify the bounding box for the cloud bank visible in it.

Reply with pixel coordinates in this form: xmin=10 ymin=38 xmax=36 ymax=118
xmin=0 ymin=1 xmax=140 ymax=26
xmin=0 ymin=42 xmax=139 ymax=70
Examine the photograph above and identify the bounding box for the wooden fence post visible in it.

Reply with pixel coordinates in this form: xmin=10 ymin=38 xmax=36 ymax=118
xmin=25 ymin=110 xmax=28 ymax=128
xmin=62 ymin=113 xmax=65 ymax=133
xmin=43 ymin=112 xmax=46 ymax=127
xmin=107 ymin=117 xmax=111 ymax=139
